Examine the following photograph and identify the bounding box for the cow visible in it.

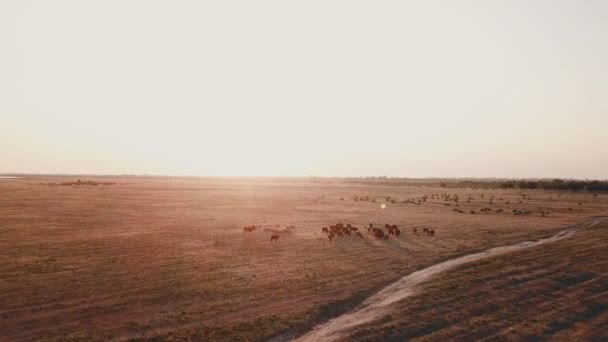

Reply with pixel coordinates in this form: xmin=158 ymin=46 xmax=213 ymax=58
xmin=430 ymin=229 xmax=435 ymax=237
xmin=243 ymin=225 xmax=256 ymax=233
xmin=328 ymin=233 xmax=335 ymax=241
xmin=322 ymin=227 xmax=329 ymax=233
xmin=270 ymin=234 xmax=280 ymax=242
xmin=394 ymin=228 xmax=401 ymax=237
xmin=373 ymin=230 xmax=385 ymax=239
xmin=423 ymin=228 xmax=430 ymax=235
xmin=355 ymin=232 xmax=364 ymax=239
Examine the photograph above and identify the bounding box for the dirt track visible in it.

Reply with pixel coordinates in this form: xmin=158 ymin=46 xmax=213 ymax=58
xmin=295 ymin=217 xmax=607 ymax=342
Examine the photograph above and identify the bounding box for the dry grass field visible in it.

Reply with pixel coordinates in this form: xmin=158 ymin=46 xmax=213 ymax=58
xmin=1 ymin=177 xmax=607 ymax=341
xmin=347 ymin=219 xmax=608 ymax=341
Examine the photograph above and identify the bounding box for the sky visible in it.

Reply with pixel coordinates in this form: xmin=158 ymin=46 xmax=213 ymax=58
xmin=1 ymin=1 xmax=607 ymax=178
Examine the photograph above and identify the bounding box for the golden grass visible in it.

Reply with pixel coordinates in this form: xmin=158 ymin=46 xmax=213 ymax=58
xmin=0 ymin=177 xmax=606 ymax=341
xmin=349 ymin=222 xmax=608 ymax=341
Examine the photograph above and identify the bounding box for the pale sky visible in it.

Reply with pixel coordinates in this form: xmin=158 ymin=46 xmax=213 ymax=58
xmin=1 ymin=1 xmax=607 ymax=178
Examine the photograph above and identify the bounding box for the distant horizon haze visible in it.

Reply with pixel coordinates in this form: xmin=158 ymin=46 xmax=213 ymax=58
xmin=2 ymin=1 xmax=607 ymax=179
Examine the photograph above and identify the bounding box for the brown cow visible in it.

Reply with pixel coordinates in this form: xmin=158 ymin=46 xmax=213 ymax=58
xmin=322 ymin=227 xmax=329 ymax=233
xmin=373 ymin=230 xmax=385 ymax=239
xmin=430 ymin=229 xmax=435 ymax=237
xmin=270 ymin=234 xmax=280 ymax=242
xmin=355 ymin=232 xmax=363 ymax=239
xmin=328 ymin=233 xmax=335 ymax=241
xmin=394 ymin=228 xmax=401 ymax=237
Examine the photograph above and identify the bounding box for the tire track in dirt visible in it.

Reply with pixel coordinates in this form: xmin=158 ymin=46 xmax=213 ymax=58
xmin=294 ymin=217 xmax=607 ymax=342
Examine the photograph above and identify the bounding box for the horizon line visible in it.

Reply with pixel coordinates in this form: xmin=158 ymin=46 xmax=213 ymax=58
xmin=1 ymin=173 xmax=606 ymax=182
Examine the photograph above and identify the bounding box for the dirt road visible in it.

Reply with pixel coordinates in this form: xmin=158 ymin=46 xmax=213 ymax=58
xmin=294 ymin=217 xmax=607 ymax=342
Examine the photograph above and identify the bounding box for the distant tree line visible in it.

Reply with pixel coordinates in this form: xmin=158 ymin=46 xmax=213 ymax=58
xmin=500 ymin=179 xmax=608 ymax=192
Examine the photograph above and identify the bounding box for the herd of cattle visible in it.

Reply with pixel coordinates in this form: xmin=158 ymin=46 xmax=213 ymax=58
xmin=321 ymin=223 xmax=435 ymax=241
xmin=242 ymin=223 xmax=436 ymax=242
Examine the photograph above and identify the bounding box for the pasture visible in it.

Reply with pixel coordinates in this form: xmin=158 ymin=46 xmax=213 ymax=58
xmin=0 ymin=177 xmax=606 ymax=341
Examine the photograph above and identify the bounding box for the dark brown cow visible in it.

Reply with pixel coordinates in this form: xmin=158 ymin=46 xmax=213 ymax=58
xmin=322 ymin=227 xmax=329 ymax=233
xmin=394 ymin=228 xmax=401 ymax=237
xmin=243 ymin=225 xmax=256 ymax=233
xmin=430 ymin=229 xmax=435 ymax=237
xmin=270 ymin=234 xmax=280 ymax=242
xmin=328 ymin=233 xmax=335 ymax=241
xmin=373 ymin=230 xmax=385 ymax=239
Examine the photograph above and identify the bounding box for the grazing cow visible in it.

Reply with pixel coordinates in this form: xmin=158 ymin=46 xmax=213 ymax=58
xmin=373 ymin=230 xmax=385 ymax=239
xmin=270 ymin=234 xmax=280 ymax=242
xmin=322 ymin=227 xmax=329 ymax=233
xmin=243 ymin=225 xmax=256 ymax=233
xmin=328 ymin=233 xmax=335 ymax=241
xmin=430 ymin=229 xmax=435 ymax=237
xmin=355 ymin=232 xmax=364 ymax=239
xmin=423 ymin=228 xmax=430 ymax=235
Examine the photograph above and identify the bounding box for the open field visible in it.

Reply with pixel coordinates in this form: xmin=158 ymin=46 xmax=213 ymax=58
xmin=346 ymin=218 xmax=608 ymax=341
xmin=1 ymin=177 xmax=607 ymax=341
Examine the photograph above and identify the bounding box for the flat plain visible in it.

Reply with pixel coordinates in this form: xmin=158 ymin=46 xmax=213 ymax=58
xmin=0 ymin=177 xmax=606 ymax=341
